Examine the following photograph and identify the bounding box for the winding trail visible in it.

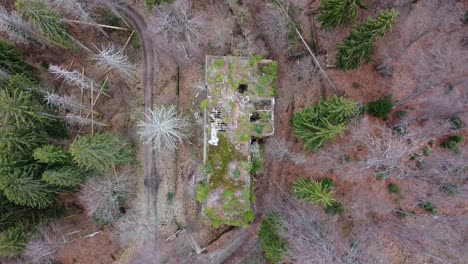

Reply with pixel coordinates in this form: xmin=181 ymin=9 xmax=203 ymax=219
xmin=102 ymin=1 xmax=160 ymax=224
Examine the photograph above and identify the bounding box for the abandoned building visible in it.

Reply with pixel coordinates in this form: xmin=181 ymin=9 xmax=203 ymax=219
xmin=199 ymin=55 xmax=277 ymax=227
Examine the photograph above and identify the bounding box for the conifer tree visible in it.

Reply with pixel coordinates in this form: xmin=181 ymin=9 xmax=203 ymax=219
xmin=0 ymin=167 xmax=56 ymax=209
xmin=42 ymin=166 xmax=86 ymax=187
xmin=291 ymin=179 xmax=336 ymax=207
xmin=336 ymin=9 xmax=399 ymax=70
xmin=0 ymin=40 xmax=32 ymax=77
xmin=33 ymin=145 xmax=71 ymax=164
xmin=69 ymin=133 xmax=133 ymax=171
xmin=15 ymin=0 xmax=70 ymax=47
xmin=0 ymin=225 xmax=28 ymax=257
xmin=318 ymin=0 xmax=367 ymax=29
xmin=0 ymin=128 xmax=47 ymax=155
xmin=0 ymin=7 xmax=39 ymax=44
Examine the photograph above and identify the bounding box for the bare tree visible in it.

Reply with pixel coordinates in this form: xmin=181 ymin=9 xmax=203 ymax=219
xmin=47 ymin=0 xmax=93 ymax=22
xmin=64 ymin=113 xmax=106 ymax=127
xmin=152 ymin=2 xmax=203 ymax=59
xmin=23 ymin=223 xmax=61 ymax=264
xmin=268 ymin=138 xmax=292 ymax=159
xmin=92 ymin=44 xmax=135 ymax=78
xmin=44 ymin=91 xmax=90 ymax=112
xmin=48 ymin=65 xmax=99 ymax=92
xmin=0 ymin=8 xmax=40 ymax=44
xmin=79 ymin=172 xmax=133 ymax=225
xmin=137 ymin=105 xmax=190 ymax=152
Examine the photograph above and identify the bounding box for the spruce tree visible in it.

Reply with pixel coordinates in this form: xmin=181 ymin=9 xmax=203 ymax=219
xmin=33 ymin=145 xmax=71 ymax=164
xmin=70 ymin=133 xmax=133 ymax=171
xmin=0 ymin=225 xmax=28 ymax=257
xmin=336 ymin=9 xmax=399 ymax=70
xmin=42 ymin=166 xmax=86 ymax=187
xmin=318 ymin=0 xmax=367 ymax=29
xmin=15 ymin=0 xmax=70 ymax=47
xmin=291 ymin=179 xmax=336 ymax=207
xmin=0 ymin=40 xmax=33 ymax=77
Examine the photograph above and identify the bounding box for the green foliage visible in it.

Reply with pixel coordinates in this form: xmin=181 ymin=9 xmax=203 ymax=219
xmin=195 ymin=182 xmax=210 ymax=203
xmin=291 ymin=96 xmax=359 ymax=151
xmin=42 ymin=166 xmax=86 ymax=187
xmin=448 ymin=116 xmax=464 ymax=130
xmin=0 ymin=40 xmax=33 ymax=77
xmin=419 ymin=201 xmax=437 ymax=215
xmin=336 ymin=9 xmax=399 ymax=70
xmin=441 ymin=135 xmax=464 ymax=152
xmin=0 ymin=88 xmax=51 ymax=128
xmin=15 ymin=0 xmax=70 ymax=47
xmin=0 ymin=128 xmax=47 ymax=156
xmin=33 ymin=145 xmax=71 ymax=164
xmin=388 ymin=183 xmax=401 ymax=194
xmin=375 ymin=171 xmax=387 ymax=180
xmin=146 ymin=0 xmax=172 ymax=11
xmin=367 ymin=96 xmax=393 ymax=118
xmin=439 ymin=183 xmax=459 ymax=196
xmin=213 ymin=58 xmax=225 ymax=68
xmin=318 ymin=0 xmax=367 ymax=29
xmin=70 ymin=133 xmax=133 ymax=171
xmin=0 ymin=168 xmax=56 ymax=208
xmin=247 ymin=54 xmax=265 ymax=68
xmin=0 ymin=225 xmax=28 ymax=257
xmin=325 ymin=202 xmax=344 ymax=215
xmin=291 ymin=178 xmax=336 ymax=207
xmin=200 ymin=99 xmax=210 ymax=109
xmin=259 ymin=213 xmax=287 ymax=263
xmin=207 ymin=134 xmax=243 ymax=188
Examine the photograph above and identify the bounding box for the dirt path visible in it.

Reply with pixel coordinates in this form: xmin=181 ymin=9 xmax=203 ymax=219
xmin=100 ymin=0 xmax=160 ymax=227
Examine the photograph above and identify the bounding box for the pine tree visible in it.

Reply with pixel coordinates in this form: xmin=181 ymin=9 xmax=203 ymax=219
xmin=291 ymin=96 xmax=359 ymax=151
xmin=69 ymin=133 xmax=133 ymax=171
xmin=0 ymin=128 xmax=47 ymax=155
xmin=0 ymin=167 xmax=56 ymax=209
xmin=33 ymin=145 xmax=71 ymax=164
xmin=42 ymin=166 xmax=86 ymax=187
xmin=15 ymin=0 xmax=70 ymax=47
xmin=318 ymin=0 xmax=367 ymax=29
xmin=291 ymin=179 xmax=336 ymax=207
xmin=0 ymin=225 xmax=28 ymax=257
xmin=0 ymin=88 xmax=51 ymax=128
xmin=0 ymin=40 xmax=33 ymax=77
xmin=336 ymin=9 xmax=399 ymax=70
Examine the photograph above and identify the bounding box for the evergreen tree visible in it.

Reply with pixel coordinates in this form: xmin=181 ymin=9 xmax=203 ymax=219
xmin=42 ymin=166 xmax=86 ymax=187
xmin=33 ymin=145 xmax=71 ymax=164
xmin=0 ymin=225 xmax=28 ymax=257
xmin=291 ymin=179 xmax=336 ymax=207
xmin=336 ymin=9 xmax=399 ymax=70
xmin=0 ymin=88 xmax=51 ymax=129
xmin=318 ymin=0 xmax=367 ymax=29
xmin=0 ymin=128 xmax=47 ymax=155
xmin=0 ymin=167 xmax=56 ymax=208
xmin=70 ymin=133 xmax=133 ymax=171
xmin=15 ymin=0 xmax=70 ymax=47
xmin=0 ymin=40 xmax=33 ymax=77
xmin=291 ymin=96 xmax=359 ymax=151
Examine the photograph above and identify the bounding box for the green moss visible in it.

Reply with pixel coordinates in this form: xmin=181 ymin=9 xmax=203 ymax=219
xmin=207 ymin=134 xmax=243 ymax=189
xmin=247 ymin=54 xmax=265 ymax=68
xmin=232 ymin=169 xmax=241 ymax=179
xmin=200 ymin=99 xmax=210 ymax=109
xmin=240 ymin=133 xmax=251 ymax=141
xmin=215 ymin=73 xmax=224 ymax=83
xmin=213 ymin=58 xmax=225 ymax=68
xmin=195 ymin=183 xmax=210 ymax=203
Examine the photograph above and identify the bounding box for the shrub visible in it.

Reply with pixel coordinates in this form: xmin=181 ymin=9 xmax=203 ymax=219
xmin=388 ymin=183 xmax=401 ymax=194
xmin=325 ymin=202 xmax=344 ymax=215
xmin=258 ymin=213 xmax=287 ymax=263
xmin=419 ymin=201 xmax=437 ymax=215
xmin=146 ymin=0 xmax=172 ymax=11
xmin=291 ymin=178 xmax=336 ymax=207
xmin=441 ymin=135 xmax=464 ymax=152
xmin=195 ymin=182 xmax=210 ymax=203
xmin=291 ymin=96 xmax=359 ymax=151
xmin=392 ymin=123 xmax=408 ymax=136
xmin=375 ymin=171 xmax=387 ymax=180
xmin=439 ymin=183 xmax=459 ymax=196
xmin=70 ymin=133 xmax=133 ymax=171
xmin=448 ymin=116 xmax=463 ymax=130
xmin=367 ymin=96 xmax=393 ymax=118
